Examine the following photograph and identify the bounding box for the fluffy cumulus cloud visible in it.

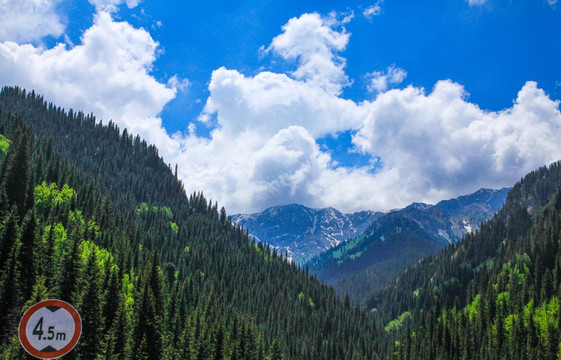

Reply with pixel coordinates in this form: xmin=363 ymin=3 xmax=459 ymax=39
xmin=263 ymin=13 xmax=351 ymax=95
xmin=88 ymin=0 xmax=141 ymax=12
xmin=366 ymin=65 xmax=407 ymax=93
xmin=352 ymin=80 xmax=561 ymax=206
xmin=0 ymin=11 xmax=178 ymax=155
xmin=199 ymin=68 xmax=363 ymax=138
xmin=1 ymin=6 xmax=560 ymax=215
xmin=0 ymin=0 xmax=66 ymax=42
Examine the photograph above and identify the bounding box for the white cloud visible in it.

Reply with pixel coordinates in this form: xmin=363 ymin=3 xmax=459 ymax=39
xmin=363 ymin=1 xmax=383 ymax=20
xmin=88 ymin=0 xmax=141 ymax=12
xmin=366 ymin=65 xmax=407 ymax=93
xmin=199 ymin=68 xmax=363 ymax=138
xmin=263 ymin=13 xmax=351 ymax=95
xmin=352 ymin=80 xmax=561 ymax=207
xmin=0 ymin=11 xmax=178 ymax=155
xmin=167 ymin=75 xmax=190 ymax=91
xmin=467 ymin=0 xmax=488 ymax=6
xmin=546 ymin=0 xmax=558 ymax=8
xmin=0 ymin=0 xmax=65 ymax=42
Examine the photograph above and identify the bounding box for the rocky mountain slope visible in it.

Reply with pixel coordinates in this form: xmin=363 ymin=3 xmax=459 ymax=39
xmin=232 ymin=204 xmax=384 ymax=263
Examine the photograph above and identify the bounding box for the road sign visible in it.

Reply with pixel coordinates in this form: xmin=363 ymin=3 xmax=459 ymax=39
xmin=19 ymin=299 xmax=82 ymax=359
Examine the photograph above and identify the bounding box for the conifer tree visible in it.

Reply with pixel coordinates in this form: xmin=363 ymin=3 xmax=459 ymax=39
xmin=75 ymin=248 xmax=104 ymax=359
xmin=17 ymin=209 xmax=37 ymax=302
xmin=0 ymin=205 xmax=19 ymax=271
xmin=268 ymin=339 xmax=283 ymax=360
xmin=1 ymin=132 xmax=30 ymax=218
xmin=0 ymin=244 xmax=20 ymax=342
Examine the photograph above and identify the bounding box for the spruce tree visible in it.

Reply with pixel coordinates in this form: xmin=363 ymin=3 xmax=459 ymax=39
xmin=16 ymin=209 xmax=37 ymax=302
xmin=1 ymin=132 xmax=30 ymax=218
xmin=75 ymin=248 xmax=104 ymax=360
xmin=268 ymin=339 xmax=283 ymax=360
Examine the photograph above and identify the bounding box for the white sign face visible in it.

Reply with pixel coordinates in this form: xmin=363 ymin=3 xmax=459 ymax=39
xmin=19 ymin=300 xmax=81 ymax=359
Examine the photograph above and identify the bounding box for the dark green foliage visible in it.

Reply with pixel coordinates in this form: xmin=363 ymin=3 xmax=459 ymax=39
xmin=17 ymin=210 xmax=37 ymax=301
xmin=1 ymin=131 xmax=31 ymax=218
xmin=75 ymin=248 xmax=104 ymax=359
xmin=309 ymin=213 xmax=440 ymax=304
xmin=0 ymin=206 xmax=19 ymax=272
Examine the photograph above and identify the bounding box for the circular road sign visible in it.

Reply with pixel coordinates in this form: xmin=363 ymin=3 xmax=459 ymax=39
xmin=19 ymin=299 xmax=82 ymax=359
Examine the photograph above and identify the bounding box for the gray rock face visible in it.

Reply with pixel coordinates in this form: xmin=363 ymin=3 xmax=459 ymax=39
xmin=232 ymin=204 xmax=384 ymax=264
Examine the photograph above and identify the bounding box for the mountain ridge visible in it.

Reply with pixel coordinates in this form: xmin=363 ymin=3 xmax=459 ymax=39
xmin=307 ymin=187 xmax=510 ymax=303
xmin=233 ymin=188 xmax=510 ymax=268
xmin=232 ymin=204 xmax=385 ymax=263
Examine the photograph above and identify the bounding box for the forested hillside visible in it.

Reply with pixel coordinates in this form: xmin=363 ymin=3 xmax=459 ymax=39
xmin=0 ymin=87 xmax=382 ymax=359
xmin=368 ymin=161 xmax=561 ymax=359
xmin=308 ymin=188 xmax=508 ymax=304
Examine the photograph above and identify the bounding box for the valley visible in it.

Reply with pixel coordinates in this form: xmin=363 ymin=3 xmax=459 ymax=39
xmin=235 ymin=187 xmax=510 ymax=303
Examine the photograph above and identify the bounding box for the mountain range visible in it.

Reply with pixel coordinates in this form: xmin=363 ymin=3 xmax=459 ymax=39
xmin=310 ymin=187 xmax=510 ymax=302
xmin=232 ymin=205 xmax=384 ymax=263
xmin=234 ymin=188 xmax=510 ymax=303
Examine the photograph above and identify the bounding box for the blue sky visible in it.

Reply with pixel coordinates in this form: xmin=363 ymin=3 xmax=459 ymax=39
xmin=1 ymin=0 xmax=561 ymax=214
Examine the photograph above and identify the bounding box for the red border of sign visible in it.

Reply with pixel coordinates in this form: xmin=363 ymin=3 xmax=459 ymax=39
xmin=19 ymin=299 xmax=82 ymax=359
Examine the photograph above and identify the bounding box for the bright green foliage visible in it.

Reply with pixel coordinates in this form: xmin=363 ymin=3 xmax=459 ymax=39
xmin=122 ymin=273 xmax=135 ymax=312
xmin=169 ymin=221 xmax=178 ymax=234
xmin=534 ymin=297 xmax=560 ymax=341
xmin=385 ymin=311 xmax=412 ymax=332
xmin=46 ymin=223 xmax=67 ymax=259
xmin=0 ymin=133 xmax=10 ymax=160
xmin=79 ymin=240 xmax=113 ymax=276
xmin=137 ymin=202 xmax=173 ymax=220
xmin=137 ymin=202 xmax=150 ymax=216
xmin=465 ymin=294 xmax=481 ymax=322
xmin=34 ymin=181 xmax=76 ymax=214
